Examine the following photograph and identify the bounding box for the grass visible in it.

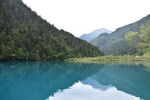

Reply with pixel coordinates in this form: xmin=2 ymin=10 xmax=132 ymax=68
xmin=66 ymin=56 xmax=150 ymax=65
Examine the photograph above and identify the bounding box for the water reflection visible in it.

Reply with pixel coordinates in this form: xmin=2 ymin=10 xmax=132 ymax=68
xmin=91 ymin=64 xmax=150 ymax=100
xmin=0 ymin=61 xmax=150 ymax=100
xmin=47 ymin=64 xmax=150 ymax=100
xmin=82 ymin=77 xmax=112 ymax=90
xmin=0 ymin=61 xmax=101 ymax=100
xmin=47 ymin=82 xmax=141 ymax=100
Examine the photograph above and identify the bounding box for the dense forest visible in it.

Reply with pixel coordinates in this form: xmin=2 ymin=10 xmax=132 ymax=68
xmin=0 ymin=0 xmax=103 ymax=60
xmin=90 ymin=15 xmax=150 ymax=56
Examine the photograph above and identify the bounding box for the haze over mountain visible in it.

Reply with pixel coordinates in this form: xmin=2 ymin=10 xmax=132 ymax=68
xmin=0 ymin=0 xmax=103 ymax=60
xmin=90 ymin=14 xmax=150 ymax=56
xmin=80 ymin=28 xmax=111 ymax=41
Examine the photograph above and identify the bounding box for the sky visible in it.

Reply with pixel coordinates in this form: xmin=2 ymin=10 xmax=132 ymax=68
xmin=22 ymin=0 xmax=150 ymax=37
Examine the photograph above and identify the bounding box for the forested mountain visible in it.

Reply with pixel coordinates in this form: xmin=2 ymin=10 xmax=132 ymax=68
xmin=0 ymin=0 xmax=103 ymax=60
xmin=80 ymin=28 xmax=111 ymax=41
xmin=90 ymin=15 xmax=150 ymax=56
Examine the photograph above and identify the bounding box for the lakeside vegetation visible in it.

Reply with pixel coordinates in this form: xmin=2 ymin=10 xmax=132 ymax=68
xmin=66 ymin=56 xmax=150 ymax=65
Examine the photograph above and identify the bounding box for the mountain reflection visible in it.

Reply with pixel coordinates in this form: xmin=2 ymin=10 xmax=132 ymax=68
xmin=0 ymin=61 xmax=150 ymax=100
xmin=89 ymin=64 xmax=150 ymax=100
xmin=0 ymin=61 xmax=102 ymax=100
xmin=47 ymin=64 xmax=150 ymax=100
xmin=47 ymin=82 xmax=141 ymax=100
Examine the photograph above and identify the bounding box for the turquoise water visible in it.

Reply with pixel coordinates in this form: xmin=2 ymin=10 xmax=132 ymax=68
xmin=0 ymin=61 xmax=150 ymax=100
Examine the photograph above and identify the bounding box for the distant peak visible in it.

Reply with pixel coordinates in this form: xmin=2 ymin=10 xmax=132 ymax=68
xmin=80 ymin=28 xmax=112 ymax=41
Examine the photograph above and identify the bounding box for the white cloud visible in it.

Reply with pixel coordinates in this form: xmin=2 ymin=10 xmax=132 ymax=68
xmin=22 ymin=0 xmax=150 ymax=37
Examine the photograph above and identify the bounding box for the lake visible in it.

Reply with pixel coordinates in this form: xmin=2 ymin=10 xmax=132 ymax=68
xmin=0 ymin=61 xmax=150 ymax=100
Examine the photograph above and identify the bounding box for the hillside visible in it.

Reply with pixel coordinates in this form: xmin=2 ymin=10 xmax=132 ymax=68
xmin=90 ymin=15 xmax=150 ymax=56
xmin=80 ymin=28 xmax=111 ymax=41
xmin=0 ymin=0 xmax=103 ymax=60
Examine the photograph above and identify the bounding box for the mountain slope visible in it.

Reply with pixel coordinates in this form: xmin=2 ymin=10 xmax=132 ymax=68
xmin=0 ymin=0 xmax=103 ymax=60
xmin=80 ymin=28 xmax=111 ymax=41
xmin=90 ymin=15 xmax=150 ymax=56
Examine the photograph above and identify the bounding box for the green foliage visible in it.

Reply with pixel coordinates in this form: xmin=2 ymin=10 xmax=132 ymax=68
xmin=125 ymin=32 xmax=138 ymax=41
xmin=0 ymin=0 xmax=103 ymax=60
xmin=90 ymin=15 xmax=150 ymax=56
xmin=67 ymin=56 xmax=150 ymax=64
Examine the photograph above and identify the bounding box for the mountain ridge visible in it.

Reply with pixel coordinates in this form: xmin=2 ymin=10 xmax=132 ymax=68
xmin=0 ymin=0 xmax=103 ymax=60
xmin=90 ymin=14 xmax=150 ymax=56
xmin=80 ymin=28 xmax=111 ymax=41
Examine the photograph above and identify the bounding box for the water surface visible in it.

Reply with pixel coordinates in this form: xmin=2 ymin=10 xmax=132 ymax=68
xmin=0 ymin=61 xmax=150 ymax=100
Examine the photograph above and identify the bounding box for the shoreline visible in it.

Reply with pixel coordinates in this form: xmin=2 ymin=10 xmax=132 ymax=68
xmin=66 ymin=56 xmax=150 ymax=65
